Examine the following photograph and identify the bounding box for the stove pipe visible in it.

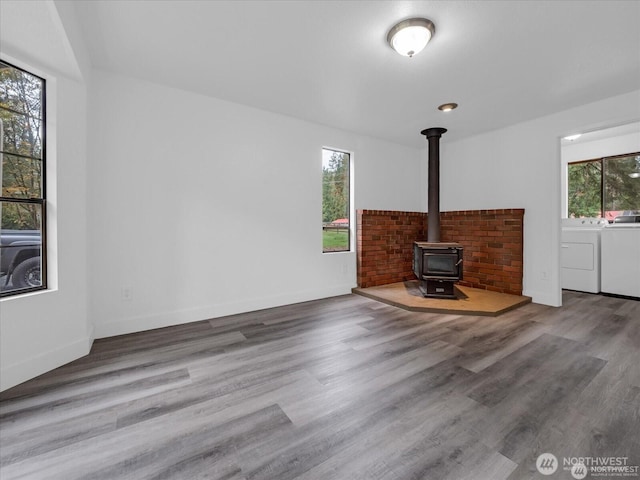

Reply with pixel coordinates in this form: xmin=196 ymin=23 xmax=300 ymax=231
xmin=421 ymin=127 xmax=447 ymax=242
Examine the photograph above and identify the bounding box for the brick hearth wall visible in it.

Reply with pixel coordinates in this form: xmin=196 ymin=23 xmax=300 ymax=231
xmin=357 ymin=209 xmax=524 ymax=295
xmin=356 ymin=210 xmax=426 ymax=289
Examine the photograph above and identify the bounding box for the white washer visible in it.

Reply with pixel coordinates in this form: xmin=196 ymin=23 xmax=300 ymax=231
xmin=561 ymin=218 xmax=608 ymax=293
xmin=601 ymin=223 xmax=640 ymax=298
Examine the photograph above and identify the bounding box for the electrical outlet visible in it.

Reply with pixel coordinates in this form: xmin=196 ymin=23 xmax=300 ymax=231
xmin=541 ymin=271 xmax=548 ymax=281
xmin=121 ymin=286 xmax=133 ymax=301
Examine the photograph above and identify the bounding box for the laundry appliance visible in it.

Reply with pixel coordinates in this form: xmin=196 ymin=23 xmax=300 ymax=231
xmin=601 ymin=219 xmax=640 ymax=298
xmin=561 ymin=218 xmax=608 ymax=293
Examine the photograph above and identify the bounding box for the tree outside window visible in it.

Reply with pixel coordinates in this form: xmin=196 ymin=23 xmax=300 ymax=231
xmin=322 ymin=148 xmax=350 ymax=253
xmin=0 ymin=60 xmax=46 ymax=296
xmin=567 ymin=153 xmax=640 ymax=220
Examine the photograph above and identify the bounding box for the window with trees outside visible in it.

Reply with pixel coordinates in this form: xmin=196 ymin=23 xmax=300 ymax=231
xmin=322 ymin=148 xmax=350 ymax=253
xmin=567 ymin=153 xmax=640 ymax=220
xmin=0 ymin=60 xmax=46 ymax=297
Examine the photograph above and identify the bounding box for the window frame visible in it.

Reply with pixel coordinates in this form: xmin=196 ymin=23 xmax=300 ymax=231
xmin=0 ymin=58 xmax=47 ymax=298
xmin=567 ymin=151 xmax=640 ymax=220
xmin=322 ymin=147 xmax=352 ymax=254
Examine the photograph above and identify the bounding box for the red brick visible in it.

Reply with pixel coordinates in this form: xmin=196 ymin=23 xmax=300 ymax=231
xmin=357 ymin=208 xmax=523 ymax=292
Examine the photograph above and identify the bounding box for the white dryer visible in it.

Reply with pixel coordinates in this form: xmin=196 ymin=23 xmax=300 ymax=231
xmin=601 ymin=223 xmax=640 ymax=298
xmin=561 ymin=218 xmax=608 ymax=293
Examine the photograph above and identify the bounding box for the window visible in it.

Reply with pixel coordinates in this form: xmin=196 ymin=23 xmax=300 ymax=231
xmin=568 ymin=153 xmax=640 ymax=220
xmin=0 ymin=60 xmax=46 ymax=297
xmin=322 ymin=148 xmax=350 ymax=253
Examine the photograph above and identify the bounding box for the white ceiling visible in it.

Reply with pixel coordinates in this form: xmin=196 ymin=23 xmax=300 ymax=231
xmin=0 ymin=0 xmax=81 ymax=80
xmin=72 ymin=0 xmax=640 ymax=148
xmin=560 ymin=121 xmax=640 ymax=145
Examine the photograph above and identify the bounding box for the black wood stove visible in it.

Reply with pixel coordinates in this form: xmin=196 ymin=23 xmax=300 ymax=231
xmin=413 ymin=242 xmax=463 ymax=298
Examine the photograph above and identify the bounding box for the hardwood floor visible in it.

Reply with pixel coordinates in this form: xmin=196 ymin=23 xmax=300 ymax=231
xmin=1 ymin=291 xmax=638 ymax=479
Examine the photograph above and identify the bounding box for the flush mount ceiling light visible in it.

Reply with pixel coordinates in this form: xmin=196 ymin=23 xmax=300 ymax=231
xmin=438 ymin=103 xmax=458 ymax=112
xmin=563 ymin=134 xmax=582 ymax=141
xmin=387 ymin=18 xmax=435 ymax=57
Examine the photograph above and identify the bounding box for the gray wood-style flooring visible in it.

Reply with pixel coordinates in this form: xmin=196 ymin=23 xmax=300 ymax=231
xmin=1 ymin=291 xmax=638 ymax=480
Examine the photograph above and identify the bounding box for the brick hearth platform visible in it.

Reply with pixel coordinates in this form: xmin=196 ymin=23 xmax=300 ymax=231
xmin=353 ymin=281 xmax=531 ymax=316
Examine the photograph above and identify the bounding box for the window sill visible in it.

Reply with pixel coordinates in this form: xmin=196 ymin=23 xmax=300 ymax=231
xmin=0 ymin=286 xmax=53 ymax=301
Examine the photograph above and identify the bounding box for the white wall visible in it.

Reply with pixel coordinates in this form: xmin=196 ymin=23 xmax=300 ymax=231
xmin=88 ymin=71 xmax=423 ymax=338
xmin=561 ymin=128 xmax=640 ymax=217
xmin=3 ymin=2 xmax=635 ymax=391
xmin=438 ymin=90 xmax=640 ymax=306
xmin=0 ymin=0 xmax=90 ymax=391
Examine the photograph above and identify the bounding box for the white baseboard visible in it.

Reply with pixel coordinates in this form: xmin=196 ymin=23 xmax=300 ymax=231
xmin=525 ymin=288 xmax=562 ymax=307
xmin=0 ymin=336 xmax=93 ymax=392
xmin=94 ymin=283 xmax=356 ymax=339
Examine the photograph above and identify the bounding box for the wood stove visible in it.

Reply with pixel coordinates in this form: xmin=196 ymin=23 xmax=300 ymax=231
xmin=414 ymin=127 xmax=464 ymax=299
xmin=414 ymin=242 xmax=463 ymax=298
